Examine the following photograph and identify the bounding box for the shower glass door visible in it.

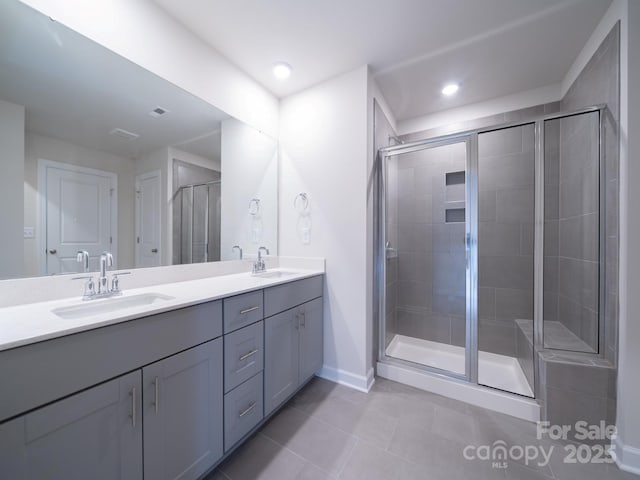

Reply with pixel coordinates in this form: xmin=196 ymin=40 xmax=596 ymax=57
xmin=477 ymin=124 xmax=535 ymax=397
xmin=382 ymin=137 xmax=472 ymax=379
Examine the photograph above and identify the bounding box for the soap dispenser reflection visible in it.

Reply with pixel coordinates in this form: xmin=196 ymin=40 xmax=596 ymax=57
xmin=294 ymin=193 xmax=311 ymax=245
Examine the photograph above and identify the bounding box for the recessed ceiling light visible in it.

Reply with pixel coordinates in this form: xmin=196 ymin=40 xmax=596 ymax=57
xmin=273 ymin=62 xmax=292 ymax=80
xmin=442 ymin=83 xmax=459 ymax=96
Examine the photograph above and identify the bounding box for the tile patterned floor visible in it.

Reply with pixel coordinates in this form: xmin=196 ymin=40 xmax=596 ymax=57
xmin=206 ymin=377 xmax=637 ymax=480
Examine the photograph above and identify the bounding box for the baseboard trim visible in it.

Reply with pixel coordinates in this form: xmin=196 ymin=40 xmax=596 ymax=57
xmin=317 ymin=365 xmax=374 ymax=392
xmin=613 ymin=434 xmax=640 ymax=475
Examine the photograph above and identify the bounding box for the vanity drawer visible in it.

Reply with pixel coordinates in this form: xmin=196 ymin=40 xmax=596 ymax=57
xmin=224 ymin=321 xmax=264 ymax=393
xmin=223 ymin=290 xmax=264 ymax=333
xmin=223 ymin=372 xmax=263 ymax=451
xmin=264 ymin=275 xmax=323 ymax=317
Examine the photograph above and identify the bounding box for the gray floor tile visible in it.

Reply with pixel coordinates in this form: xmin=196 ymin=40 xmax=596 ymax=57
xmin=338 ymin=440 xmax=407 ymax=480
xmin=218 ymin=433 xmax=308 ymax=480
xmin=260 ymin=406 xmax=357 ymax=476
xmin=213 ymin=376 xmax=637 ymax=480
xmin=505 ymin=462 xmax=553 ymax=479
xmin=302 ymin=393 xmax=398 ymax=449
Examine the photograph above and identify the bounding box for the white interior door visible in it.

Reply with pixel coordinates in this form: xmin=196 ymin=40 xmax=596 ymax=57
xmin=39 ymin=160 xmax=116 ymax=275
xmin=135 ymin=170 xmax=161 ymax=268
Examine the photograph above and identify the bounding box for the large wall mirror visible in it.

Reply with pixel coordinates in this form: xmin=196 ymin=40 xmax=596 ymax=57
xmin=0 ymin=1 xmax=278 ymax=280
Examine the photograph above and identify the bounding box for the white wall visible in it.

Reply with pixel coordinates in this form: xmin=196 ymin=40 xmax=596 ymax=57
xmin=23 ymin=132 xmax=136 ymax=274
xmin=397 ymin=83 xmax=561 ymax=135
xmin=0 ymin=99 xmax=25 ymax=279
xmin=169 ymin=147 xmax=220 ymax=173
xmin=220 ymin=118 xmax=278 ymax=260
xmin=279 ymin=66 xmax=371 ymax=390
xmin=19 ymin=0 xmax=279 ymax=138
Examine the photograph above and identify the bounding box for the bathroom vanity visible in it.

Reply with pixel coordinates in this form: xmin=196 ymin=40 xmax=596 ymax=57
xmin=0 ymin=270 xmax=324 ymax=480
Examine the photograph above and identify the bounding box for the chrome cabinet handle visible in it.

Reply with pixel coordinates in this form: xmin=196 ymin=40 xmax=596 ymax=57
xmin=240 ymin=306 xmax=259 ymax=314
xmin=300 ymin=312 xmax=306 ymax=328
xmin=153 ymin=377 xmax=159 ymax=414
xmin=239 ymin=349 xmax=259 ymax=361
xmin=130 ymin=387 xmax=136 ymax=428
xmin=239 ymin=401 xmax=257 ymax=418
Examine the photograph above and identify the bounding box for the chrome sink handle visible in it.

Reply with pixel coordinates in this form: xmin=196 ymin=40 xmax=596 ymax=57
xmin=111 ymin=271 xmax=131 ymax=294
xmin=72 ymin=275 xmax=96 ymax=300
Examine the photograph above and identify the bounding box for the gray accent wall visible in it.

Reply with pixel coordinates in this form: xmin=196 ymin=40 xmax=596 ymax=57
xmin=561 ymin=22 xmax=620 ymax=364
xmin=478 ymin=124 xmax=535 ymax=359
xmin=390 ymin=142 xmax=467 ymax=348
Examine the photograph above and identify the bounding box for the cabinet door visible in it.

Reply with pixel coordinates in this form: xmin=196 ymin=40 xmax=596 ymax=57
xmin=143 ymin=338 xmax=223 ymax=480
xmin=264 ymin=308 xmax=299 ymax=415
xmin=298 ymin=297 xmax=324 ymax=383
xmin=0 ymin=371 xmax=142 ymax=480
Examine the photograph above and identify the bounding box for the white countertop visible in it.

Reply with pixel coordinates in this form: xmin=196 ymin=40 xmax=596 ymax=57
xmin=0 ymin=268 xmax=323 ymax=352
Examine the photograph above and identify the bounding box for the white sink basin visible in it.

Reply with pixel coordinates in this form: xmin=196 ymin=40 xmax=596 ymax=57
xmin=52 ymin=293 xmax=175 ymax=320
xmin=252 ymin=270 xmax=298 ymax=279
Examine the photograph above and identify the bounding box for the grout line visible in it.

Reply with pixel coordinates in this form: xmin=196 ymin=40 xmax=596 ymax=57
xmin=335 ymin=437 xmax=359 ymax=479
xmin=257 ymin=430 xmax=338 ymax=478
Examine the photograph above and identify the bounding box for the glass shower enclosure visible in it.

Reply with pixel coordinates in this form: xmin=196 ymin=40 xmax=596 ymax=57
xmin=377 ymin=106 xmax=605 ymax=399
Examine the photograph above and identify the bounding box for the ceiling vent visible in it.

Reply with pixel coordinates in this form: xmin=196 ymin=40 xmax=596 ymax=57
xmin=149 ymin=106 xmax=170 ymax=118
xmin=109 ymin=128 xmax=140 ymax=141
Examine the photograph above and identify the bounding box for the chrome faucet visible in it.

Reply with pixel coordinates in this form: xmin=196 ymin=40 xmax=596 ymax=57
xmin=76 ymin=250 xmax=90 ymax=273
xmin=232 ymin=245 xmax=243 ymax=260
xmin=252 ymin=246 xmax=269 ymax=274
xmin=73 ymin=251 xmax=130 ymax=300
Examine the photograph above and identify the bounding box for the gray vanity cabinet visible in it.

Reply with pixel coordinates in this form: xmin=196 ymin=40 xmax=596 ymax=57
xmin=298 ymin=297 xmax=324 ymax=381
xmin=142 ymin=338 xmax=223 ymax=480
xmin=264 ymin=280 xmax=323 ymax=415
xmin=0 ymin=370 xmax=143 ymax=480
xmin=264 ymin=307 xmax=300 ymax=415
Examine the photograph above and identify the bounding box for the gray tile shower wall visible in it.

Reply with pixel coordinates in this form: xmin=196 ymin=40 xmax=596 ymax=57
xmin=477 ymin=124 xmax=535 ymax=358
xmin=536 ymin=22 xmax=620 ymax=429
xmin=392 ymin=142 xmax=467 ymax=348
xmin=561 ymin=22 xmax=620 ymax=364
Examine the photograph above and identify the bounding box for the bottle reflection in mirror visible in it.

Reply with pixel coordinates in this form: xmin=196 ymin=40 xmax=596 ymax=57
xmin=294 ymin=193 xmax=311 ymax=245
xmin=249 ymin=198 xmax=263 ymax=244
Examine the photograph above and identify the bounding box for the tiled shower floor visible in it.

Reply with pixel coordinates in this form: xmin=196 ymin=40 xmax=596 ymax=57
xmin=386 ymin=334 xmax=533 ymax=397
xmin=206 ymin=377 xmax=635 ymax=480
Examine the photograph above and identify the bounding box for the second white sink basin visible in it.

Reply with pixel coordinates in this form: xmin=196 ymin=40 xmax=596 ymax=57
xmin=252 ymin=270 xmax=298 ymax=279
xmin=52 ymin=293 xmax=175 ymax=320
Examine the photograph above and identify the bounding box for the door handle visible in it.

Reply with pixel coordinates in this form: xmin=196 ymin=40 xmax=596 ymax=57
xmin=48 ymin=249 xmax=57 ymax=254
xmin=151 ymin=248 xmax=158 ymax=253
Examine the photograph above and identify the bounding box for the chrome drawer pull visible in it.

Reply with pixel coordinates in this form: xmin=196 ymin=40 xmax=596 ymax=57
xmin=239 ymin=348 xmax=259 ymax=361
xmin=239 ymin=306 xmax=259 ymax=314
xmin=239 ymin=401 xmax=257 ymax=418
xmin=130 ymin=387 xmax=137 ymax=428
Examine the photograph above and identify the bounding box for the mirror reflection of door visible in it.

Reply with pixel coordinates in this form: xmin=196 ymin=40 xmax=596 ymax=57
xmin=135 ymin=170 xmax=162 ymax=268
xmin=38 ymin=160 xmax=116 ymax=275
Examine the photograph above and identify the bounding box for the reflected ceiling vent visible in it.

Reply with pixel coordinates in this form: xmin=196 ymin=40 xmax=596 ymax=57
xmin=149 ymin=106 xmax=170 ymax=118
xmin=109 ymin=128 xmax=139 ymax=141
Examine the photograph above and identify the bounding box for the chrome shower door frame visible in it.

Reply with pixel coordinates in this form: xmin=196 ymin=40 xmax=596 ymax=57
xmin=377 ymin=133 xmax=478 ymax=383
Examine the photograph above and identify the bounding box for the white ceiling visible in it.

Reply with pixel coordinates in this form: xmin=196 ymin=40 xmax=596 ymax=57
xmin=153 ymin=0 xmax=611 ymax=121
xmin=0 ymin=1 xmax=228 ymax=160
